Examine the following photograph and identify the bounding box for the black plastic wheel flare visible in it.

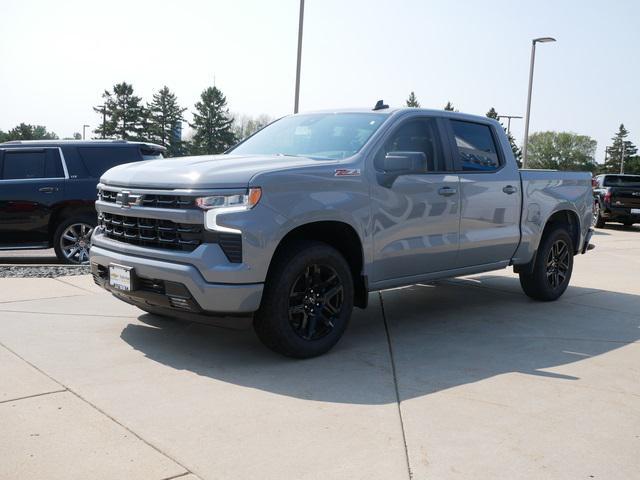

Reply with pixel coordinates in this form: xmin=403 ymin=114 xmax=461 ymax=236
xmin=545 ymin=239 xmax=570 ymax=289
xmin=288 ymin=263 xmax=344 ymax=341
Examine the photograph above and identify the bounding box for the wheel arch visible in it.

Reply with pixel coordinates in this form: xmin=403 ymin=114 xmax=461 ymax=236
xmin=266 ymin=220 xmax=368 ymax=308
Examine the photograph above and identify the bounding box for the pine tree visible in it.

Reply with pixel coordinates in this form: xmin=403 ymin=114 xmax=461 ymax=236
xmin=146 ymin=86 xmax=186 ymax=156
xmin=444 ymin=101 xmax=455 ymax=111
xmin=485 ymin=107 xmax=521 ymax=162
xmin=189 ymin=86 xmax=236 ymax=154
xmin=93 ymin=82 xmax=146 ymax=140
xmin=603 ymin=124 xmax=638 ymax=174
xmin=406 ymin=91 xmax=420 ymax=108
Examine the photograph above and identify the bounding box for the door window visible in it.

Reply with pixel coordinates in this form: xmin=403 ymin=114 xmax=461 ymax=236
xmin=451 ymin=120 xmax=501 ymax=171
xmin=380 ymin=118 xmax=445 ymax=172
xmin=2 ymin=151 xmax=47 ymax=179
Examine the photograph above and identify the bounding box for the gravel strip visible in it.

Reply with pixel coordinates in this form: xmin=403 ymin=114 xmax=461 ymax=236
xmin=0 ymin=265 xmax=91 ymax=278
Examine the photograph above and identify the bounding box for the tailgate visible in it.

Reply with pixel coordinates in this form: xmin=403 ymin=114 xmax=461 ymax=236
xmin=611 ymin=188 xmax=640 ymax=208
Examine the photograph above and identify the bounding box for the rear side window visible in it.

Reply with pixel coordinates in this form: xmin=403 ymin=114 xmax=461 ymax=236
xmin=78 ymin=147 xmax=141 ymax=177
xmin=141 ymin=148 xmax=164 ymax=160
xmin=451 ymin=120 xmax=500 ymax=172
xmin=603 ymin=175 xmax=640 ymax=187
xmin=2 ymin=150 xmax=47 ymax=179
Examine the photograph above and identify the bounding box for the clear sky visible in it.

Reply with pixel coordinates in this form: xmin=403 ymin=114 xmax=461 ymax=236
xmin=1 ymin=0 xmax=638 ymax=161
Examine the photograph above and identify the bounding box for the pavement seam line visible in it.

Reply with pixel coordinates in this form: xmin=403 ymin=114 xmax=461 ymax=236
xmin=0 ymin=340 xmax=194 ymax=479
xmin=0 ymin=309 xmax=136 ymax=319
xmin=160 ymin=473 xmax=195 ymax=480
xmin=0 ymin=293 xmax=87 ymax=305
xmin=53 ymin=276 xmax=102 ymax=294
xmin=0 ymin=389 xmax=68 ymax=405
xmin=378 ymin=291 xmax=413 ymax=480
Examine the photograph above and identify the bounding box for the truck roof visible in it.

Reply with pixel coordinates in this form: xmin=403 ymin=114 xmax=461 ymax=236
xmin=302 ymin=107 xmax=499 ymax=126
xmin=0 ymin=139 xmax=166 ymax=151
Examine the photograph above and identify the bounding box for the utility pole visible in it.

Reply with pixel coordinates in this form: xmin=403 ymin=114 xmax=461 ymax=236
xmin=522 ymin=37 xmax=556 ymax=168
xmin=100 ymin=105 xmax=107 ymax=139
xmin=293 ymin=0 xmax=305 ymax=114
xmin=620 ymin=141 xmax=626 ymax=174
xmin=82 ymin=124 xmax=90 ymax=140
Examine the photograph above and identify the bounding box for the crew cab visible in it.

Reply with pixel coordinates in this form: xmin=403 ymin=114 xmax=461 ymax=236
xmin=592 ymin=174 xmax=640 ymax=227
xmin=0 ymin=140 xmax=164 ymax=263
xmin=90 ymin=106 xmax=594 ymax=357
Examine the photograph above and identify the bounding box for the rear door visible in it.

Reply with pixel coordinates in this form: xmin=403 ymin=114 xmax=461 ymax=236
xmin=0 ymin=148 xmax=66 ymax=245
xmin=445 ymin=119 xmax=521 ymax=267
xmin=370 ymin=115 xmax=460 ymax=283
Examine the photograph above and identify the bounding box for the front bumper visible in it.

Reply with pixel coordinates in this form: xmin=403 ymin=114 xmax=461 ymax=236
xmin=90 ymin=244 xmax=263 ymax=315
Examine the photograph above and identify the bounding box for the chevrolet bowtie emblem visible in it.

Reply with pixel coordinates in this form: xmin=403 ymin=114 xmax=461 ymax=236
xmin=115 ymin=191 xmax=141 ymax=208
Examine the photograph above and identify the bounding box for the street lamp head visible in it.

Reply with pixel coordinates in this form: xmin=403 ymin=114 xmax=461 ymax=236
xmin=533 ymin=37 xmax=556 ymax=44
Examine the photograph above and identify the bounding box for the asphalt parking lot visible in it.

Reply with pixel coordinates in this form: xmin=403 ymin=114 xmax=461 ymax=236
xmin=1 ymin=225 xmax=639 ymax=480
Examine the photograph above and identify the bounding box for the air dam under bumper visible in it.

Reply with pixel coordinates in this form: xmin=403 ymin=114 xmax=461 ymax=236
xmin=90 ymin=245 xmax=263 ymax=315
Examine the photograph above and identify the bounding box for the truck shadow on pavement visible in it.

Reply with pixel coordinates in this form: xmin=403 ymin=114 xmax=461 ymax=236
xmin=120 ymin=276 xmax=640 ymax=404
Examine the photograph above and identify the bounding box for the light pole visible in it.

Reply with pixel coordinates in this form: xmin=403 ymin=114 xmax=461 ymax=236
xmin=497 ymin=115 xmax=523 ymax=135
xmin=293 ymin=0 xmax=305 ymax=114
xmin=620 ymin=141 xmax=626 ymax=174
xmin=522 ymin=37 xmax=556 ymax=168
xmin=82 ymin=124 xmax=90 ymax=140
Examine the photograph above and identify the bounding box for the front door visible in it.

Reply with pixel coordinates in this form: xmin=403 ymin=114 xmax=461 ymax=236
xmin=370 ymin=116 xmax=460 ymax=284
xmin=444 ymin=119 xmax=521 ymax=267
xmin=0 ymin=148 xmax=66 ymax=246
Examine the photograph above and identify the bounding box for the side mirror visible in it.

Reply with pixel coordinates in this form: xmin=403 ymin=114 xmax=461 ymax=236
xmin=376 ymin=151 xmax=426 ymax=187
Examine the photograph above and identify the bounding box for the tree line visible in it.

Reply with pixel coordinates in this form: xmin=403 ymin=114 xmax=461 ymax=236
xmin=2 ymin=88 xmax=638 ymax=174
xmin=405 ymin=91 xmax=640 ymax=174
xmin=92 ymin=82 xmax=271 ymax=156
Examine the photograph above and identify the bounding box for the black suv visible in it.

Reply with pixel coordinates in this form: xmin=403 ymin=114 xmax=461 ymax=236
xmin=0 ymin=140 xmax=165 ymax=264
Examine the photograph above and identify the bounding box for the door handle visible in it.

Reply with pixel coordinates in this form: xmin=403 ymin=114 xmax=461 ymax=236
xmin=502 ymin=185 xmax=517 ymax=195
xmin=38 ymin=187 xmax=56 ymax=193
xmin=438 ymin=186 xmax=457 ymax=197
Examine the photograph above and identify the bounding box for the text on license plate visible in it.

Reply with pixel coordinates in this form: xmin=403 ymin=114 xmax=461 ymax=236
xmin=109 ymin=264 xmax=132 ymax=291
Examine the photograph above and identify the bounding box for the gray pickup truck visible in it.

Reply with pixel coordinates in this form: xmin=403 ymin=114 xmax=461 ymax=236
xmin=90 ymin=105 xmax=594 ymax=357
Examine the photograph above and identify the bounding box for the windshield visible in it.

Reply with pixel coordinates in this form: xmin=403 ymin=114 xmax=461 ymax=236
xmin=603 ymin=175 xmax=640 ymax=187
xmin=229 ymin=113 xmax=387 ymax=159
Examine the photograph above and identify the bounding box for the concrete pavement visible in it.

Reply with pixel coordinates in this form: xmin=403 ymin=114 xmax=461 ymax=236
xmin=0 ymin=226 xmax=639 ymax=479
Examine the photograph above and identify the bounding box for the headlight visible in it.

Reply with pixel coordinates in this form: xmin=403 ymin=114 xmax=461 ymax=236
xmin=195 ymin=188 xmax=262 ymax=210
xmin=197 ymin=188 xmax=262 ymax=234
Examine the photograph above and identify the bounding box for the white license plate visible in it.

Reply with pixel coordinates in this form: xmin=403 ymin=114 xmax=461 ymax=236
xmin=631 ymin=209 xmax=640 ymax=215
xmin=109 ymin=264 xmax=132 ymax=291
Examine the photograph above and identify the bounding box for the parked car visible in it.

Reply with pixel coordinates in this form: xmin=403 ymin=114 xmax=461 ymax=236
xmin=0 ymin=140 xmax=165 ymax=264
xmin=90 ymin=106 xmax=594 ymax=358
xmin=592 ymin=174 xmax=640 ymax=228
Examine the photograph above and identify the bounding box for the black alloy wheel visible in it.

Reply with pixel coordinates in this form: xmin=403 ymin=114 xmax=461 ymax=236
xmin=545 ymin=239 xmax=570 ymax=289
xmin=288 ymin=263 xmax=344 ymax=341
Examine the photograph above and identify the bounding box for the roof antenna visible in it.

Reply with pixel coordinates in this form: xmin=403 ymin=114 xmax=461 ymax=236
xmin=373 ymin=99 xmax=388 ymax=111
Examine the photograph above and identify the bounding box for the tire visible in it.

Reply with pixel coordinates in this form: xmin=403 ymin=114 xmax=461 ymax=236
xmin=519 ymin=226 xmax=574 ymax=301
xmin=592 ymin=201 xmax=605 ymax=228
xmin=253 ymin=241 xmax=354 ymax=358
xmin=53 ymin=214 xmax=97 ymax=265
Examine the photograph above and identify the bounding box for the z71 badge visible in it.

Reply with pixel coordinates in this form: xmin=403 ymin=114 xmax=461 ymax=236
xmin=334 ymin=169 xmax=361 ymax=177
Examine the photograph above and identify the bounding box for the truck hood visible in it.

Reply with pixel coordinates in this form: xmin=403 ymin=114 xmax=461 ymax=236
xmin=100 ymin=154 xmax=332 ymax=189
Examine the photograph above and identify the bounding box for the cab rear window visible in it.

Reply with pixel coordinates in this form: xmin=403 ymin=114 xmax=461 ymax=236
xmin=603 ymin=175 xmax=640 ymax=187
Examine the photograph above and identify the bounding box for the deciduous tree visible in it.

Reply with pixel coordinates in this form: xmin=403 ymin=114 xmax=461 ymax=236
xmin=527 ymin=131 xmax=597 ymax=171
xmin=2 ymin=123 xmax=58 ymax=140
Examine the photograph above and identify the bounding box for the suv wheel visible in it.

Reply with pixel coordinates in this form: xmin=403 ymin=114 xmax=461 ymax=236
xmin=254 ymin=241 xmax=354 ymax=358
xmin=53 ymin=215 xmax=97 ymax=265
xmin=593 ymin=201 xmax=605 ymax=228
xmin=519 ymin=226 xmax=574 ymax=301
